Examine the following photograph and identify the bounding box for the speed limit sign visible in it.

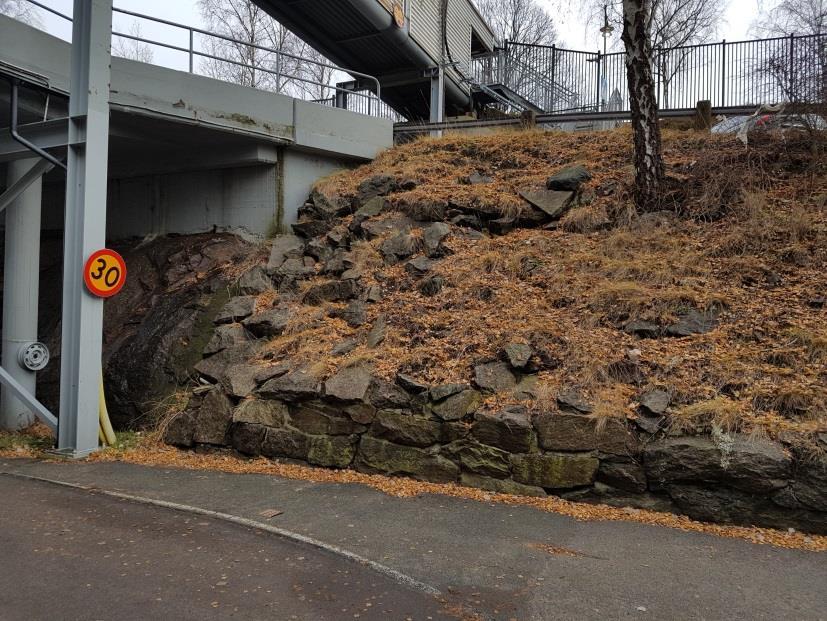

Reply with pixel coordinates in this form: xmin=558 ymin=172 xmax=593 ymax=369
xmin=84 ymin=249 xmax=127 ymax=298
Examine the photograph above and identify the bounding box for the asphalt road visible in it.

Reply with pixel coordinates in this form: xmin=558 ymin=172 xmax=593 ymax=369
xmin=0 ymin=476 xmax=463 ymax=621
xmin=2 ymin=460 xmax=826 ymax=621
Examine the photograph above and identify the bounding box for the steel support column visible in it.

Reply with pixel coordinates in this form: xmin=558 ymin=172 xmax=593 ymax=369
xmin=429 ymin=66 xmax=445 ymax=138
xmin=1 ymin=159 xmax=43 ymax=431
xmin=57 ymin=0 xmax=113 ymax=457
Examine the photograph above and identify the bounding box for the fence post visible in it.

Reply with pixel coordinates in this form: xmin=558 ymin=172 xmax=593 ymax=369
xmin=655 ymin=48 xmax=661 ymax=107
xmin=595 ymin=50 xmax=602 ymax=112
xmin=720 ymin=39 xmax=727 ymax=107
xmin=188 ymin=29 xmax=194 ymax=73
xmin=789 ymin=33 xmax=796 ymax=102
xmin=550 ymin=44 xmax=557 ymax=112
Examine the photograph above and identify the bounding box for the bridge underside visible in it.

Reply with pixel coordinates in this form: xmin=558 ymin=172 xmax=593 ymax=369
xmin=253 ymin=0 xmax=472 ymax=120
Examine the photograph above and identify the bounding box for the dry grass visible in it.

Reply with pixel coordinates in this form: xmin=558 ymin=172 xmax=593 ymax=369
xmin=232 ymin=129 xmax=827 ymax=440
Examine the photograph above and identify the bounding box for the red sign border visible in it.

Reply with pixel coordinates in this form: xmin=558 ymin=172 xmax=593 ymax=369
xmin=83 ymin=249 xmax=127 ymax=298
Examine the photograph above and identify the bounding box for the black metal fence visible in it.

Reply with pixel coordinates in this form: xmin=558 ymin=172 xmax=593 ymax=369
xmin=473 ymin=33 xmax=827 ymax=115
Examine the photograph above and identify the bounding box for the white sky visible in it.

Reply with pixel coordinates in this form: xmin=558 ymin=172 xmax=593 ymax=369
xmin=32 ymin=0 xmax=773 ymax=66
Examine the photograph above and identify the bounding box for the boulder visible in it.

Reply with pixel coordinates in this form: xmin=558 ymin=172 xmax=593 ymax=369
xmin=367 ymin=380 xmax=411 ymax=409
xmin=361 ymin=214 xmax=416 ymax=240
xmin=519 ymin=189 xmax=575 ymax=219
xmin=430 ymin=389 xmax=482 ymax=421
xmin=367 ymin=315 xmax=387 ymax=348
xmin=236 ymin=266 xmax=273 ymax=295
xmin=404 ymin=256 xmax=434 ymax=276
xmin=242 ymin=307 xmax=293 ymax=338
xmin=266 ymin=234 xmax=305 ymax=274
xmin=203 ymin=324 xmax=249 ymax=356
xmin=332 ymin=300 xmax=368 ymax=328
xmin=163 ymin=409 xmax=197 ymax=447
xmin=667 ymin=484 xmax=827 ymax=534
xmin=309 ymin=188 xmax=352 ymax=218
xmin=472 ymin=408 xmax=536 ymax=453
xmin=355 ymin=437 xmax=459 ymax=483
xmin=460 ymin=473 xmax=546 ymax=498
xmin=512 ymin=375 xmax=539 ymax=401
xmin=214 ymin=296 xmax=256 ymax=325
xmin=534 ymin=412 xmax=636 ymax=456
xmin=790 ymin=458 xmax=827 ymax=512
xmin=639 ymin=389 xmax=671 ymax=416
xmin=503 ymin=343 xmax=533 ymax=370
xmin=557 ymin=389 xmax=593 ymax=415
xmin=289 ymin=401 xmax=368 ymax=435
xmin=192 ymin=389 xmax=233 ymax=445
xmin=665 ymin=310 xmax=718 ymax=337
xmin=275 ymin=257 xmax=316 ymax=280
xmin=331 ymin=338 xmax=359 ymax=357
xmin=292 ymin=218 xmax=332 ymax=239
xmin=451 ymin=442 xmax=511 ymax=478
xmin=324 ymin=365 xmax=373 ymax=402
xmin=261 ymin=427 xmax=311 ymax=461
xmin=546 ymin=165 xmax=592 ymax=191
xmin=344 ymin=403 xmax=377 ymax=425
xmin=635 ymin=414 xmax=667 ymax=435
xmin=380 ymin=230 xmax=417 ymax=264
xmin=258 ymin=368 xmax=321 ymax=400
xmin=597 ymin=460 xmax=648 ymax=493
xmin=511 ymin=452 xmax=599 ymax=489
xmin=474 ymin=361 xmax=518 ymax=393
xmin=418 ymin=275 xmax=445 ymax=297
xmin=423 ymin=222 xmax=452 ymax=258
xmin=221 ymin=364 xmax=261 ymax=398
xmin=307 ymin=434 xmax=359 ymax=468
xmin=231 ymin=423 xmax=266 ymax=456
xmin=349 ymin=197 xmax=387 ymax=233
xmin=194 ymin=342 xmax=262 ymax=384
xmin=233 ymin=399 xmax=288 ymax=427
xmin=364 ymin=285 xmax=383 ymax=303
xmin=644 ymin=435 xmax=792 ymax=494
xmin=305 ymin=239 xmax=333 ymax=263
xmin=356 ymin=174 xmax=397 ymax=203
xmin=302 ymin=280 xmax=359 ymax=305
xmin=396 ymin=373 xmax=429 ymax=394
xmin=370 ymin=410 xmax=442 ymax=447
xmin=624 ymin=320 xmax=662 ymax=338
xmin=430 ymin=384 xmax=466 ymax=401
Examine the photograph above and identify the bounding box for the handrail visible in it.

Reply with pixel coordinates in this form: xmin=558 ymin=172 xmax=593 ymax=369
xmin=22 ymin=0 xmax=382 ymax=107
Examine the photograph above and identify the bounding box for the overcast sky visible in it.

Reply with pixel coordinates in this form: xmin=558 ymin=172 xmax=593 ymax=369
xmin=32 ymin=0 xmax=772 ymax=64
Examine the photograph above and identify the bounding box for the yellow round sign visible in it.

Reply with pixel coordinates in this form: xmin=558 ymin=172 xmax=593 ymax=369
xmin=84 ymin=249 xmax=127 ymax=298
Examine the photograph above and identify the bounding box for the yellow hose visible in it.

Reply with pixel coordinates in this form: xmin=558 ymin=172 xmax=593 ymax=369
xmin=99 ymin=373 xmax=117 ymax=447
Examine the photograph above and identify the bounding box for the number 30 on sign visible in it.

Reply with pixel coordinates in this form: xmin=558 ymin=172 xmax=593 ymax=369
xmin=84 ymin=249 xmax=127 ymax=298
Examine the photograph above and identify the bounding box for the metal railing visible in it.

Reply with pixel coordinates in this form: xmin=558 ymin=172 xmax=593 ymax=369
xmin=23 ymin=0 xmax=385 ymax=117
xmin=473 ymin=33 xmax=827 ymax=116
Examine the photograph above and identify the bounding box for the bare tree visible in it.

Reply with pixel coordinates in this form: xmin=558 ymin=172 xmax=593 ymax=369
xmin=585 ymin=0 xmax=727 ymax=107
xmin=0 ymin=0 xmax=41 ymax=26
xmin=754 ymin=0 xmax=826 ymax=36
xmin=752 ymin=0 xmax=827 ymax=116
xmin=622 ymin=0 xmax=664 ymax=210
xmin=474 ymin=0 xmax=561 ymax=110
xmin=112 ymin=23 xmax=154 ymax=64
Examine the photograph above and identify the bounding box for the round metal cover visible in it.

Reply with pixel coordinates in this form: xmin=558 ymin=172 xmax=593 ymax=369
xmin=19 ymin=342 xmax=50 ymax=372
xmin=393 ymin=2 xmax=405 ymax=28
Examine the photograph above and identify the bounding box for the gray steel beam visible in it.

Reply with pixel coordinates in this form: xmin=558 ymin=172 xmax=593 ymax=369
xmin=1 ymin=158 xmax=44 ymax=431
xmin=0 ymin=158 xmax=53 ymax=213
xmin=0 ymin=119 xmax=69 ymax=163
xmin=56 ymin=0 xmax=113 ymax=458
xmin=0 ymin=365 xmax=57 ymax=432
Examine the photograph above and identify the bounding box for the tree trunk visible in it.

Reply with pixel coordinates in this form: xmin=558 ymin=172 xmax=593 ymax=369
xmin=622 ymin=0 xmax=664 ymax=211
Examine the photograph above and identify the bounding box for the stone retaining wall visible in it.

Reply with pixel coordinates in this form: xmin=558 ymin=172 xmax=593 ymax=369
xmin=166 ymin=360 xmax=827 ymax=535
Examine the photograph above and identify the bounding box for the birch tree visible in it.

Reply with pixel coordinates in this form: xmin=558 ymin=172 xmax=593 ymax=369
xmin=622 ymin=0 xmax=664 ymax=210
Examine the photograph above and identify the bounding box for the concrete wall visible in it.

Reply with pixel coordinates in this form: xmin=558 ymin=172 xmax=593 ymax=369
xmin=35 ymin=150 xmax=354 ymax=239
xmin=281 ymin=151 xmax=352 ymax=229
